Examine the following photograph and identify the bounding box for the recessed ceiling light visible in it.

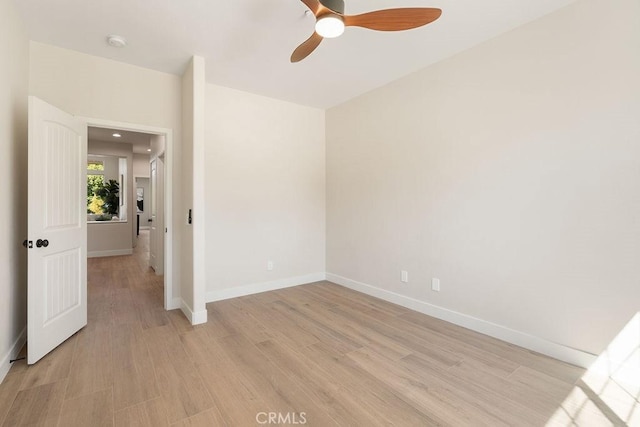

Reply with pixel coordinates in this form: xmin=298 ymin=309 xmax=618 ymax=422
xmin=112 ymin=133 xmax=121 ymax=138
xmin=107 ymin=35 xmax=127 ymax=48
xmin=147 ymin=148 xmax=151 ymax=152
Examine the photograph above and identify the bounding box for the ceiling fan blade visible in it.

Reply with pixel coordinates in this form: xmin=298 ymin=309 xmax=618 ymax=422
xmin=300 ymin=0 xmax=322 ymax=15
xmin=291 ymin=32 xmax=324 ymax=63
xmin=344 ymin=8 xmax=442 ymax=31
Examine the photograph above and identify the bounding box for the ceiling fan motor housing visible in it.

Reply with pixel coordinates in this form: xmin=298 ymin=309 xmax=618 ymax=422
xmin=320 ymin=0 xmax=345 ymax=14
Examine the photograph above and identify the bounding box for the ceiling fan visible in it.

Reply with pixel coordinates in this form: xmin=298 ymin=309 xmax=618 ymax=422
xmin=291 ymin=0 xmax=442 ymax=62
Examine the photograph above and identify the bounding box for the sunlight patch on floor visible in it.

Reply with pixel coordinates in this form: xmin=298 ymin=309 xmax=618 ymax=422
xmin=547 ymin=313 xmax=640 ymax=426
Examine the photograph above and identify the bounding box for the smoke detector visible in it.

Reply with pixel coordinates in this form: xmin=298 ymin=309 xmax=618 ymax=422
xmin=107 ymin=35 xmax=127 ymax=48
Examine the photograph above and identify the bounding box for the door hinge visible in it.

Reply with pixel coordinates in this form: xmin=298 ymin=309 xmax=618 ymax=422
xmin=22 ymin=240 xmax=33 ymax=249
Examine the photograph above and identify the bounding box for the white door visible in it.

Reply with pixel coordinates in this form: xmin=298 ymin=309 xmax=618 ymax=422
xmin=150 ymin=158 xmax=158 ymax=272
xmin=27 ymin=97 xmax=87 ymax=364
xmin=149 ymin=155 xmax=165 ymax=275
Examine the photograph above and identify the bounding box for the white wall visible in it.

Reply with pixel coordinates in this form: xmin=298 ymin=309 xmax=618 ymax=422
xmin=133 ymin=153 xmax=150 ymax=178
xmin=136 ymin=177 xmax=151 ymax=227
xmin=29 ymin=42 xmax=184 ymax=299
xmin=205 ymin=84 xmax=326 ymax=299
xmin=149 ymin=134 xmax=166 ymax=278
xmin=326 ymin=0 xmax=640 ymax=357
xmin=87 ymin=140 xmax=134 ymax=257
xmin=181 ymin=59 xmax=195 ymax=315
xmin=0 ymin=0 xmax=28 ymax=382
xmin=133 ymin=154 xmax=151 ymax=227
xmin=180 ymin=56 xmax=207 ymax=323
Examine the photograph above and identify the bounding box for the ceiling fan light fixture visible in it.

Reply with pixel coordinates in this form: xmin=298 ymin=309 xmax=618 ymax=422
xmin=315 ymin=15 xmax=345 ymax=38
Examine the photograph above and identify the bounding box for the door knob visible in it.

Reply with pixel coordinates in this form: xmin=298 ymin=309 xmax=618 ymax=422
xmin=36 ymin=239 xmax=49 ymax=248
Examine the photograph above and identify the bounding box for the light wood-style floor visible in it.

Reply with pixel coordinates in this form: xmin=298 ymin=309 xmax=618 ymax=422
xmin=0 ymin=231 xmax=590 ymax=426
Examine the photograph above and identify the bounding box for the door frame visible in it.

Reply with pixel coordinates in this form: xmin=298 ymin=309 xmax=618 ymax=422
xmin=80 ymin=116 xmax=178 ymax=310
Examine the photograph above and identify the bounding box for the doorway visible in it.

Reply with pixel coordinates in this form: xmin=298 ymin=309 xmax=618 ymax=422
xmin=83 ymin=117 xmax=176 ymax=310
xmin=26 ymin=97 xmax=177 ymax=364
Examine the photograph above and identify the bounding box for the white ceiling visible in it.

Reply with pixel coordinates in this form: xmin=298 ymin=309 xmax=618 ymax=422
xmin=15 ymin=0 xmax=578 ymax=108
xmin=88 ymin=127 xmax=151 ymax=155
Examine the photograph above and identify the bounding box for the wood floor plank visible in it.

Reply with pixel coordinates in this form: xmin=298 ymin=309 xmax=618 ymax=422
xmin=276 ymin=290 xmax=413 ymax=360
xmin=144 ymin=327 xmax=215 ymax=425
xmin=256 ymin=339 xmax=391 ymax=426
xmin=2 ymin=379 xmax=67 ymax=427
xmin=400 ymin=352 xmax=551 ymax=426
xmin=229 ymin=296 xmax=320 ymax=348
xmin=18 ymin=334 xmax=77 ymax=391
xmin=211 ymin=301 xmax=274 ymax=344
xmin=217 ymin=333 xmax=339 ymax=426
xmin=59 ymin=388 xmax=114 ymax=427
xmin=202 ymin=304 xmax=236 ymax=339
xmin=195 ymin=341 xmax=270 ymax=426
xmin=304 ymin=281 xmax=408 ymax=318
xmin=170 ymin=407 xmax=227 ymax=427
xmin=0 ymin=372 xmax=24 ymax=425
xmin=299 ymin=342 xmax=444 ymax=426
xmin=65 ymin=323 xmax=114 ymax=400
xmin=114 ymin=398 xmax=170 ymax=427
xmin=111 ymin=323 xmax=161 ymax=410
xmin=347 ymin=346 xmax=507 ymax=426
xmin=269 ymin=299 xmax=362 ymax=354
xmin=153 ymin=369 xmax=215 ymax=425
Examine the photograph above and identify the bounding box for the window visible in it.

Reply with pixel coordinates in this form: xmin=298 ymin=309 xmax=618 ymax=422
xmin=87 ymin=161 xmax=105 ymax=214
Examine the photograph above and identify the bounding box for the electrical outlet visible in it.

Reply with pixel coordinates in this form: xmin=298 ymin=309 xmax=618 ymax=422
xmin=267 ymin=261 xmax=274 ymax=271
xmin=401 ymin=270 xmax=408 ymax=283
xmin=432 ymin=278 xmax=440 ymax=292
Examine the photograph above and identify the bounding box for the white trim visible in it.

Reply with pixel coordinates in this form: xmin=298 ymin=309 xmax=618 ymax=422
xmin=0 ymin=327 xmax=26 ymax=384
xmin=192 ymin=56 xmax=207 ymax=322
xmin=168 ymin=297 xmax=181 ymax=311
xmin=192 ymin=309 xmax=207 ymax=325
xmin=163 ymin=133 xmax=174 ymax=312
xmin=180 ymin=299 xmax=207 ymax=325
xmin=78 ymin=116 xmax=174 ymax=311
xmin=206 ymin=273 xmax=327 ymax=303
xmin=87 ymin=249 xmax=133 ymax=258
xmin=180 ymin=300 xmax=194 ymax=323
xmin=326 ymin=273 xmax=597 ymax=368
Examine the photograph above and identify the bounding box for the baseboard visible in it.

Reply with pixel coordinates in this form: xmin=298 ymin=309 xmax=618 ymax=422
xmin=0 ymin=327 xmax=26 ymax=384
xmin=87 ymin=249 xmax=133 ymax=258
xmin=206 ymin=272 xmax=327 ymax=303
xmin=326 ymin=273 xmax=597 ymax=368
xmin=180 ymin=299 xmax=207 ymax=325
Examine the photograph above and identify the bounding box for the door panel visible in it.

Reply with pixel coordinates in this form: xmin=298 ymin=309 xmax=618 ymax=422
xmin=28 ymin=96 xmax=87 ymax=364
xmin=150 ymin=158 xmax=158 ymax=272
xmin=149 ymin=155 xmax=164 ymax=275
